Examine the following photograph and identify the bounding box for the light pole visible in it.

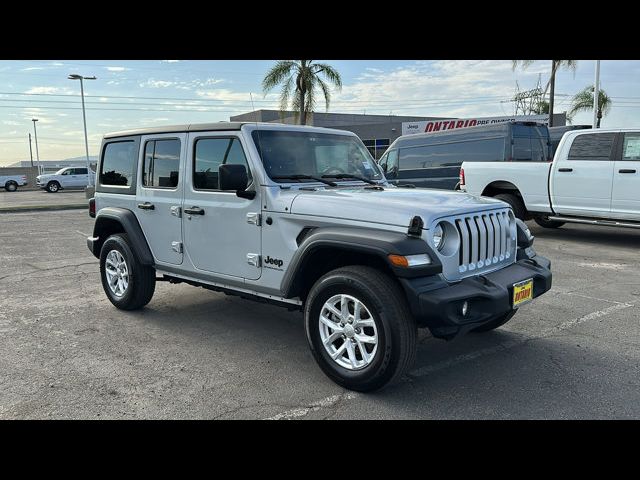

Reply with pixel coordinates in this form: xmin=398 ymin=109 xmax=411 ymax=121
xmin=592 ymin=60 xmax=601 ymax=129
xmin=68 ymin=74 xmax=96 ymax=187
xmin=32 ymin=118 xmax=41 ymax=175
xmin=28 ymin=133 xmax=34 ymax=167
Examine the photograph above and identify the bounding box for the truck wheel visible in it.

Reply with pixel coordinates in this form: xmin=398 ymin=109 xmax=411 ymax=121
xmin=534 ymin=215 xmax=565 ymax=229
xmin=494 ymin=193 xmax=526 ymax=221
xmin=46 ymin=181 xmax=60 ymax=193
xmin=99 ymin=233 xmax=156 ymax=310
xmin=304 ymin=265 xmax=417 ymax=392
xmin=471 ymin=310 xmax=517 ymax=333
xmin=5 ymin=181 xmax=17 ymax=192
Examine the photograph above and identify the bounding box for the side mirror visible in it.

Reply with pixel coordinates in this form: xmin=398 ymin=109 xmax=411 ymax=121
xmin=218 ymin=164 xmax=255 ymax=199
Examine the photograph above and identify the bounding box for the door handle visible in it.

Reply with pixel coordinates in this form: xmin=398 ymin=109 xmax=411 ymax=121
xmin=619 ymin=169 xmax=637 ymax=174
xmin=558 ymin=168 xmax=573 ymax=172
xmin=184 ymin=206 xmax=205 ymax=215
xmin=137 ymin=202 xmax=155 ymax=210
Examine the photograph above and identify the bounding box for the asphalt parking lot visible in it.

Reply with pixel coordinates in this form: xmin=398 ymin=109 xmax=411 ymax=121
xmin=0 ymin=208 xmax=639 ymax=419
xmin=0 ymin=189 xmax=87 ymax=211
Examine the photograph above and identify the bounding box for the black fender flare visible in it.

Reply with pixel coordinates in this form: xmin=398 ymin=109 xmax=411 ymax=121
xmin=89 ymin=207 xmax=154 ymax=265
xmin=281 ymin=226 xmax=442 ymax=298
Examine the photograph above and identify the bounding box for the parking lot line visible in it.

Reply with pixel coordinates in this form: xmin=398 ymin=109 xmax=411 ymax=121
xmin=265 ymin=392 xmax=359 ymax=420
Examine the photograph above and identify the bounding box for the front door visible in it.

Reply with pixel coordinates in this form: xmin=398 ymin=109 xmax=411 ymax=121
xmin=551 ymin=132 xmax=616 ymax=218
xmin=611 ymin=131 xmax=640 ymax=221
xmin=59 ymin=168 xmax=74 ymax=188
xmin=135 ymin=133 xmax=185 ymax=265
xmin=183 ymin=133 xmax=262 ymax=280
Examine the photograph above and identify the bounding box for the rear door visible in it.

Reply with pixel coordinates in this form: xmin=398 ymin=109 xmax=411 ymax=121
xmin=611 ymin=131 xmax=640 ymax=221
xmin=551 ymin=132 xmax=616 ymax=218
xmin=135 ymin=133 xmax=185 ymax=266
xmin=73 ymin=167 xmax=89 ymax=188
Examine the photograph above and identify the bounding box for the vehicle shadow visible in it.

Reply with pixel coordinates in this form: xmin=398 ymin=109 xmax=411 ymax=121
xmin=528 ymin=221 xmax=640 ymax=249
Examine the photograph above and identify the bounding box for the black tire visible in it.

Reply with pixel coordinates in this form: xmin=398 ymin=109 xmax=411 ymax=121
xmin=494 ymin=193 xmax=527 ymax=221
xmin=471 ymin=310 xmax=517 ymax=333
xmin=534 ymin=215 xmax=565 ymax=229
xmin=46 ymin=181 xmax=61 ymax=193
xmin=5 ymin=182 xmax=17 ymax=192
xmin=304 ymin=265 xmax=417 ymax=392
xmin=99 ymin=233 xmax=156 ymax=310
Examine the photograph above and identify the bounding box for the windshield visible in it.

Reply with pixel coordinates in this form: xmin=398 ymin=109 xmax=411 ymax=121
xmin=251 ymin=130 xmax=383 ymax=183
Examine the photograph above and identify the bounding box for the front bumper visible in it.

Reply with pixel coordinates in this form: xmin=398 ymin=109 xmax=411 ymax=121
xmin=400 ymin=253 xmax=552 ymax=339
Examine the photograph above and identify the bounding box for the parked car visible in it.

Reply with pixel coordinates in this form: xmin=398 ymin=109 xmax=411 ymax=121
xmin=460 ymin=128 xmax=640 ymax=227
xmin=36 ymin=167 xmax=95 ymax=192
xmin=548 ymin=125 xmax=591 ymax=156
xmin=0 ymin=174 xmax=28 ymax=191
xmin=86 ymin=122 xmax=552 ymax=391
xmin=378 ymin=121 xmax=551 ymax=190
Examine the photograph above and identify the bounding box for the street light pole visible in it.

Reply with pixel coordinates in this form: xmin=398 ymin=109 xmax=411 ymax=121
xmin=68 ymin=74 xmax=97 ymax=187
xmin=592 ymin=60 xmax=601 ymax=129
xmin=28 ymin=133 xmax=33 ymax=167
xmin=32 ymin=118 xmax=41 ymax=175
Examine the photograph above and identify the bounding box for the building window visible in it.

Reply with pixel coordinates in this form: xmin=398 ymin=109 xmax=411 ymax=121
xmin=363 ymin=139 xmax=390 ymax=160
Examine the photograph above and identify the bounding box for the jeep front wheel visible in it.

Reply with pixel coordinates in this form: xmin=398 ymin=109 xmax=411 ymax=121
xmin=99 ymin=233 xmax=156 ymax=310
xmin=304 ymin=265 xmax=416 ymax=392
xmin=5 ymin=181 xmax=17 ymax=192
xmin=46 ymin=181 xmax=60 ymax=193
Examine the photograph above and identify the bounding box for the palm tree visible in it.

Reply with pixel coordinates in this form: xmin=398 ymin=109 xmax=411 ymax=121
xmin=512 ymin=60 xmax=578 ymax=126
xmin=262 ymin=60 xmax=342 ymax=125
xmin=567 ymin=85 xmax=612 ymax=128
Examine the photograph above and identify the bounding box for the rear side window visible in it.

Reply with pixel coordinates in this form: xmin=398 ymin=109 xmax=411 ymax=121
xmin=100 ymin=141 xmax=137 ymax=186
xmin=143 ymin=139 xmax=181 ymax=188
xmin=621 ymin=133 xmax=640 ymax=160
xmin=568 ymin=133 xmax=615 ymax=161
xmin=193 ymin=137 xmax=252 ymax=190
xmin=75 ymin=168 xmax=88 ymax=175
xmin=399 ymin=138 xmax=505 ymax=170
xmin=513 ymin=136 xmax=547 ymax=162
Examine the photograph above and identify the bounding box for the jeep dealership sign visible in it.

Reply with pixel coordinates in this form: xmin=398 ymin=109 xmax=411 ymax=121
xmin=401 ymin=115 xmax=549 ymax=136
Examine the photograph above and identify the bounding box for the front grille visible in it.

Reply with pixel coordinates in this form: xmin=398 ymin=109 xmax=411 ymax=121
xmin=434 ymin=208 xmax=516 ymax=281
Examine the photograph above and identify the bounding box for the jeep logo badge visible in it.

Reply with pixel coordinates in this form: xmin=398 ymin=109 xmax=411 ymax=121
xmin=264 ymin=255 xmax=284 ymax=268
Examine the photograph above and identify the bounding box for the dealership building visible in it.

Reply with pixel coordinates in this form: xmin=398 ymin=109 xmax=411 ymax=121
xmin=231 ymin=109 xmax=566 ymax=159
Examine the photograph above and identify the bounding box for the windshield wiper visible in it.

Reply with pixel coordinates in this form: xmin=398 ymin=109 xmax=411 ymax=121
xmin=321 ymin=174 xmax=379 ymax=185
xmin=272 ymin=175 xmax=337 ymax=187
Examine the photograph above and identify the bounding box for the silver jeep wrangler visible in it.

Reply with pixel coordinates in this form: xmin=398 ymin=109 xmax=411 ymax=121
xmin=87 ymin=122 xmax=552 ymax=391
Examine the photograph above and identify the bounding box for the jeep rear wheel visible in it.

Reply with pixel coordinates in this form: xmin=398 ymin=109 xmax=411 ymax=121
xmin=304 ymin=265 xmax=416 ymax=392
xmin=100 ymin=233 xmax=156 ymax=310
xmin=46 ymin=181 xmax=60 ymax=193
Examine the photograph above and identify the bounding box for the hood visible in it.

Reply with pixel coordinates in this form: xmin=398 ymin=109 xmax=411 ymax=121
xmin=289 ymin=186 xmax=507 ymax=229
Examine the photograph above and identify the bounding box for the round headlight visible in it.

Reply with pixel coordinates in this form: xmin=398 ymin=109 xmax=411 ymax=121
xmin=433 ymin=223 xmax=445 ymax=251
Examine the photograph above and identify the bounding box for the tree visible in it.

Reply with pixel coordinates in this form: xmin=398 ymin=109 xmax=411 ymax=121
xmin=533 ymin=100 xmax=549 ymax=115
xmin=262 ymin=60 xmax=342 ymax=125
xmin=567 ymin=85 xmax=612 ymax=128
xmin=512 ymin=60 xmax=577 ymax=127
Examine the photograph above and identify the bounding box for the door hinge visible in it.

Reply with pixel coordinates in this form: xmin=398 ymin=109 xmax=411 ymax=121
xmin=171 ymin=241 xmax=183 ymax=253
xmin=170 ymin=206 xmax=182 ymax=218
xmin=246 ymin=253 xmax=261 ymax=267
xmin=246 ymin=212 xmax=261 ymax=226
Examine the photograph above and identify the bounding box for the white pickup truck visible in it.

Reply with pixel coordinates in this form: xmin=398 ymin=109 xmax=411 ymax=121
xmin=0 ymin=174 xmax=28 ymax=192
xmin=460 ymin=128 xmax=640 ymax=229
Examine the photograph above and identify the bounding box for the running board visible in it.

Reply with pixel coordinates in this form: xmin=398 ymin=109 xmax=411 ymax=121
xmin=548 ymin=216 xmax=640 ymax=229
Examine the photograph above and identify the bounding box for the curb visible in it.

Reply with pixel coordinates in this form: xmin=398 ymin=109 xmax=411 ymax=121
xmin=0 ymin=203 xmax=87 ymax=213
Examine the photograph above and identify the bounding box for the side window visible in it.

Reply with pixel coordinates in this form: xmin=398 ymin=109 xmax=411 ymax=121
xmin=513 ymin=137 xmax=532 ymax=161
xmin=621 ymin=133 xmax=640 ymax=160
xmin=100 ymin=141 xmax=137 ymax=186
xmin=387 ymin=149 xmax=399 ymax=174
xmin=74 ymin=168 xmax=88 ymax=175
xmin=142 ymin=139 xmax=181 ymax=188
xmin=568 ymin=133 xmax=615 ymax=161
xmin=61 ymin=169 xmax=71 ymax=176
xmin=378 ymin=152 xmax=388 ymax=170
xmin=193 ymin=137 xmax=252 ymax=190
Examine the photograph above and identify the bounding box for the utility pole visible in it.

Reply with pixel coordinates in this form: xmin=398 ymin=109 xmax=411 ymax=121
xmin=32 ymin=118 xmax=41 ymax=175
xmin=593 ymin=60 xmax=601 ymax=129
xmin=68 ymin=74 xmax=97 ymax=187
xmin=28 ymin=133 xmax=34 ymax=167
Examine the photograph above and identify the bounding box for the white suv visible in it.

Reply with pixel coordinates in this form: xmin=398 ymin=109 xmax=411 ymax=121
xmin=37 ymin=167 xmax=95 ymax=193
xmin=87 ymin=122 xmax=552 ymax=391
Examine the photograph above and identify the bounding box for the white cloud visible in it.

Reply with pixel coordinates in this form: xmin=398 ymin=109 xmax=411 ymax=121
xmin=162 ymin=60 xmax=180 ymax=63
xmin=21 ymin=67 xmax=45 ymax=71
xmin=140 ymin=79 xmax=175 ymax=88
xmin=106 ymin=66 xmax=128 ymax=72
xmin=25 ymin=86 xmax=74 ymax=95
xmin=3 ymin=120 xmax=21 ymax=126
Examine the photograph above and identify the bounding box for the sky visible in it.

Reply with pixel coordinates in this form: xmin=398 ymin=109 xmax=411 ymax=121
xmin=1 ymin=59 xmax=639 ymax=166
